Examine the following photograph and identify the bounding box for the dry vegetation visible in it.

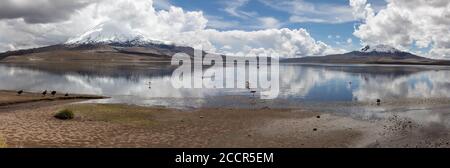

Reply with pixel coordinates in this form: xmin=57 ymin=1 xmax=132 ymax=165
xmin=65 ymin=104 xmax=165 ymax=127
xmin=0 ymin=134 xmax=7 ymax=148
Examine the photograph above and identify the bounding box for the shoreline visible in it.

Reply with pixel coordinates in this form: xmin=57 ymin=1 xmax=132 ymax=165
xmin=0 ymin=90 xmax=107 ymax=107
xmin=0 ymin=90 xmax=450 ymax=148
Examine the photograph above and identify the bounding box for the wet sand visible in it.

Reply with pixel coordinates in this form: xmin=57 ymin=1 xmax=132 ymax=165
xmin=0 ymin=90 xmax=450 ymax=148
xmin=0 ymin=103 xmax=379 ymax=148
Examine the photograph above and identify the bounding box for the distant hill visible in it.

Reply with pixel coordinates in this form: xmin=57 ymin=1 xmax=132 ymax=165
xmin=0 ymin=37 xmax=205 ymax=66
xmin=0 ymin=37 xmax=198 ymax=60
xmin=281 ymin=45 xmax=450 ymax=65
xmin=0 ymin=22 xmax=204 ymax=63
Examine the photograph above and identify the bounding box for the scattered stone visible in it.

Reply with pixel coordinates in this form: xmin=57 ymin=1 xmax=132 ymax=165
xmin=313 ymin=128 xmax=318 ymax=131
xmin=316 ymin=116 xmax=321 ymax=119
xmin=199 ymin=116 xmax=204 ymax=119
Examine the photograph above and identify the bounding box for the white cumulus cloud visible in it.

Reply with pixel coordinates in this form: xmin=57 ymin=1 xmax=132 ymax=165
xmin=349 ymin=0 xmax=374 ymax=20
xmin=351 ymin=0 xmax=450 ymax=59
xmin=0 ymin=0 xmax=342 ymax=58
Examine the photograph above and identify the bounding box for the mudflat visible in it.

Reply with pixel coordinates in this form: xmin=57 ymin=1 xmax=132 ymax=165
xmin=0 ymin=90 xmax=450 ymax=148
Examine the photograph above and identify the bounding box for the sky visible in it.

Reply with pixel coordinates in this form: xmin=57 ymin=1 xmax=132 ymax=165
xmin=167 ymin=0 xmax=386 ymax=51
xmin=0 ymin=0 xmax=449 ymax=59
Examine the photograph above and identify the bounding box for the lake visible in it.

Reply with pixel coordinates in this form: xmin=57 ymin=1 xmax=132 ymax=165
xmin=1 ymin=63 xmax=450 ymax=121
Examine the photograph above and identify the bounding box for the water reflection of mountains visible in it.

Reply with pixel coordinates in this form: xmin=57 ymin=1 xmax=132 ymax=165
xmin=4 ymin=61 xmax=450 ymax=81
xmin=1 ymin=62 xmax=176 ymax=80
xmin=288 ymin=64 xmax=450 ymax=78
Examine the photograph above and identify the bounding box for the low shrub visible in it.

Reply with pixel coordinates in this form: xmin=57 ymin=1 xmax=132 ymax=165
xmin=54 ymin=109 xmax=74 ymax=120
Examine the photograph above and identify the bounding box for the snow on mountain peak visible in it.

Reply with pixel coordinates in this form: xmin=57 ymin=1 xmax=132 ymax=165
xmin=360 ymin=44 xmax=400 ymax=53
xmin=65 ymin=22 xmax=172 ymax=46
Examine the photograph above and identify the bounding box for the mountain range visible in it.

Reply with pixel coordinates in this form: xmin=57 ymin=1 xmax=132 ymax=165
xmin=0 ymin=27 xmax=449 ymax=66
xmin=281 ymin=45 xmax=450 ymax=65
xmin=0 ymin=37 xmax=195 ymax=63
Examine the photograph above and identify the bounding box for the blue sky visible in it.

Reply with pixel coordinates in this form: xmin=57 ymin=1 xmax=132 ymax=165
xmin=2 ymin=0 xmax=445 ymax=58
xmin=167 ymin=0 xmax=387 ymax=51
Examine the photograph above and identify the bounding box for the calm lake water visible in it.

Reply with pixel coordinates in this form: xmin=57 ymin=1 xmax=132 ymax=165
xmin=1 ymin=63 xmax=450 ymax=111
xmin=3 ymin=63 xmax=450 ymax=126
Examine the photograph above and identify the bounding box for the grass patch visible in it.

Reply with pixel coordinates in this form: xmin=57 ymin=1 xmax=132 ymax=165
xmin=65 ymin=104 xmax=161 ymax=127
xmin=54 ymin=109 xmax=75 ymax=120
xmin=0 ymin=135 xmax=7 ymax=148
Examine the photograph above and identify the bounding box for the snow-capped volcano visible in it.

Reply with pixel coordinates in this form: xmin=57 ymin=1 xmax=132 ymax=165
xmin=360 ymin=44 xmax=400 ymax=53
xmin=65 ymin=22 xmax=172 ymax=46
xmin=281 ymin=44 xmax=441 ymax=65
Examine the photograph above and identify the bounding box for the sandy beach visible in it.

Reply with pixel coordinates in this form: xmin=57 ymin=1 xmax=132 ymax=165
xmin=1 ymin=90 xmax=449 ymax=148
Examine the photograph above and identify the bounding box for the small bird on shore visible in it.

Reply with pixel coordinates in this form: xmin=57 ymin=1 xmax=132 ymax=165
xmin=51 ymin=91 xmax=57 ymax=96
xmin=376 ymin=99 xmax=381 ymax=105
xmin=65 ymin=93 xmax=69 ymax=97
xmin=42 ymin=90 xmax=47 ymax=97
xmin=17 ymin=90 xmax=23 ymax=96
xmin=147 ymin=81 xmax=152 ymax=89
xmin=250 ymin=90 xmax=256 ymax=97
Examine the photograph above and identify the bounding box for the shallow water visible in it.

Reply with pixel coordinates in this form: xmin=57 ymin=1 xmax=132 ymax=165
xmin=1 ymin=63 xmax=450 ymax=112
